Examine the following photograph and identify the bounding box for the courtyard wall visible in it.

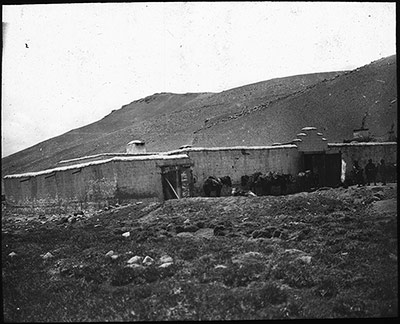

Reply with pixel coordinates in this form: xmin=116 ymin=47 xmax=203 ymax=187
xmin=3 ymin=155 xmax=190 ymax=212
xmin=3 ymin=142 xmax=397 ymax=209
xmin=327 ymin=142 xmax=397 ymax=180
xmin=169 ymin=145 xmax=301 ymax=195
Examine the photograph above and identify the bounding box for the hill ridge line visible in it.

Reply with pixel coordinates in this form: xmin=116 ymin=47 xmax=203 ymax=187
xmin=197 ymin=70 xmax=348 ymax=132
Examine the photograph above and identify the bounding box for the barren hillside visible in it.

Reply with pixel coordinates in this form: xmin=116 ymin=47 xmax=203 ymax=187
xmin=1 ymin=55 xmax=396 ymax=176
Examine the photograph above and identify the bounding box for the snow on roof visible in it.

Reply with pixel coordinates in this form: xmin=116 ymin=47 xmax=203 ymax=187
xmin=4 ymin=154 xmax=189 ymax=179
xmin=301 ymin=127 xmax=317 ymax=131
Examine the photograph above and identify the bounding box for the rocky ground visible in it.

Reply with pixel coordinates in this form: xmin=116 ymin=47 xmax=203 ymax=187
xmin=2 ymin=183 xmax=398 ymax=321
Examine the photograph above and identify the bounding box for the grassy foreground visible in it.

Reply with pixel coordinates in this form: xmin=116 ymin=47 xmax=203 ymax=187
xmin=2 ymin=184 xmax=398 ymax=321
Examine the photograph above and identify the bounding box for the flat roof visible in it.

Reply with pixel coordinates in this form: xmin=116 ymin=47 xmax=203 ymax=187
xmin=4 ymin=154 xmax=189 ymax=179
xmin=166 ymin=144 xmax=297 ymax=155
xmin=328 ymin=142 xmax=397 ymax=147
xmin=59 ymin=152 xmax=157 ymax=164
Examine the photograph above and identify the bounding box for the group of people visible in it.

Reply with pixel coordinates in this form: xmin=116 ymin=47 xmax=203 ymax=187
xmin=352 ymin=159 xmax=388 ymax=187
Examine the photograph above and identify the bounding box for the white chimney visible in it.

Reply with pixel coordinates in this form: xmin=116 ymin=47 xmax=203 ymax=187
xmin=126 ymin=140 xmax=146 ymax=154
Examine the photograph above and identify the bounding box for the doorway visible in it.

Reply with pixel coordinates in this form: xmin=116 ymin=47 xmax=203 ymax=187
xmin=303 ymin=152 xmax=341 ymax=188
xmin=161 ymin=165 xmax=193 ymax=200
xmin=325 ymin=153 xmax=342 ymax=187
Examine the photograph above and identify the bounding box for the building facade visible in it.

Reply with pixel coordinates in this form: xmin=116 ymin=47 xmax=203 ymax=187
xmin=3 ymin=128 xmax=397 ymax=213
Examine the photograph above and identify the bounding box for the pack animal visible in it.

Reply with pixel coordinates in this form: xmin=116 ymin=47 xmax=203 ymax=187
xmin=203 ymin=176 xmax=232 ymax=197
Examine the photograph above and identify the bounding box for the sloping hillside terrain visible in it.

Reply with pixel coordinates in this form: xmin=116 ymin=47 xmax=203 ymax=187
xmin=2 ymin=184 xmax=397 ymax=320
xmin=195 ymin=55 xmax=397 ymax=147
xmin=1 ymin=55 xmax=396 ymax=176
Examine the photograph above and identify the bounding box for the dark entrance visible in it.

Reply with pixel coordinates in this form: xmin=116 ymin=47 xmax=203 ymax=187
xmin=325 ymin=153 xmax=342 ymax=188
xmin=161 ymin=165 xmax=193 ymax=200
xmin=303 ymin=152 xmax=341 ymax=188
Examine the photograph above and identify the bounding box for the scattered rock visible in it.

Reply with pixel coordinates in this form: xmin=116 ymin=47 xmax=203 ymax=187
xmin=105 ymin=250 xmax=114 ymax=257
xmin=194 ymin=228 xmax=214 ymax=239
xmin=183 ymin=218 xmax=191 ymax=224
xmin=283 ymin=248 xmax=306 ymax=256
xmin=176 ymin=232 xmax=195 ymax=238
xmin=183 ymin=224 xmax=198 ymax=233
xmin=122 ymin=232 xmax=130 ymax=238
xmin=232 ymin=251 xmax=264 ymax=265
xmin=127 ymin=256 xmax=143 ymax=264
xmin=111 ymin=255 xmax=119 ymax=260
xmin=214 ymin=264 xmax=228 ymax=269
xmin=283 ymin=249 xmax=312 ymax=264
xmin=159 ymin=262 xmax=173 ymax=268
xmin=160 ymin=255 xmax=173 ymax=264
xmin=389 ymin=253 xmax=397 ymax=262
xmin=126 ymin=263 xmax=145 ymax=269
xmin=8 ymin=251 xmax=17 ymax=257
xmin=42 ymin=252 xmax=54 ymax=259
xmin=298 ymin=255 xmax=312 ymax=264
xmin=68 ymin=216 xmax=77 ymax=224
xmin=142 ymin=256 xmax=154 ymax=266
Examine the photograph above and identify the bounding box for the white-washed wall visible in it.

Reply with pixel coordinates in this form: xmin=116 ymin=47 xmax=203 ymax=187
xmin=327 ymin=142 xmax=397 ymax=179
xmin=3 ymin=156 xmax=190 ymax=211
xmin=184 ymin=146 xmax=301 ymax=195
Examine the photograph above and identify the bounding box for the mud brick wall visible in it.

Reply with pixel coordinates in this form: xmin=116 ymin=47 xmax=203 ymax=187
xmin=327 ymin=142 xmax=397 ymax=181
xmin=3 ymin=155 xmax=191 ymax=211
xmin=4 ymin=163 xmax=118 ymax=211
xmin=114 ymin=160 xmax=163 ymax=200
xmin=184 ymin=146 xmax=301 ymax=195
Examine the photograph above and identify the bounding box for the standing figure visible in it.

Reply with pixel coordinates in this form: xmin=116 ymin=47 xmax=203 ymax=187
xmin=352 ymin=160 xmax=364 ymax=187
xmin=378 ymin=159 xmax=387 ymax=185
xmin=365 ymin=159 xmax=377 ymax=186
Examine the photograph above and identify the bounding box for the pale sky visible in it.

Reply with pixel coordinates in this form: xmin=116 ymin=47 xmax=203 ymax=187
xmin=1 ymin=2 xmax=396 ymax=158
